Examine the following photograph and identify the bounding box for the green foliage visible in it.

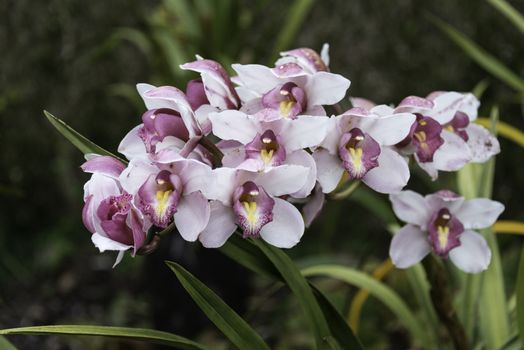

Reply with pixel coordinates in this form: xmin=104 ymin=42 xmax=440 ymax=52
xmin=516 ymin=247 xmax=524 ymax=348
xmin=0 ymin=325 xmax=208 ymax=349
xmin=166 ymin=261 xmax=271 ymax=350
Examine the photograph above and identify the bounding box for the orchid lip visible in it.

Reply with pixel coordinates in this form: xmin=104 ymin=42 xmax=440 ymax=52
xmin=261 ymin=82 xmax=306 ymax=119
xmin=410 ymin=115 xmax=444 ymax=162
xmin=96 ymin=192 xmax=135 ymax=245
xmin=232 ymin=181 xmax=275 ymax=238
xmin=245 ymin=129 xmax=286 ymax=166
xmin=444 ymin=111 xmax=470 ymax=141
xmin=138 ymin=170 xmax=182 ymax=228
xmin=338 ymin=128 xmax=381 ymax=179
xmin=428 ymin=207 xmax=464 ymax=256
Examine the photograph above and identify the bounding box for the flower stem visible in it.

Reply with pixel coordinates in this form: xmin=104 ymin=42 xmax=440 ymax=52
xmin=329 ymin=181 xmax=360 ymax=200
xmin=198 ymin=136 xmax=224 ymax=166
xmin=424 ymin=256 xmax=470 ymax=350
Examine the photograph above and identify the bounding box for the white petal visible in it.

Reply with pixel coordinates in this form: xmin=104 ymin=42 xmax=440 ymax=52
xmin=174 ymin=192 xmax=211 ymax=242
xmin=467 ymin=124 xmax=500 ymax=163
xmin=286 ymin=150 xmax=317 ymax=198
xmin=455 ymin=198 xmax=504 ymax=229
xmin=362 ymin=147 xmax=410 ymax=194
xmin=357 ymin=113 xmax=416 ymax=146
xmin=320 ymin=43 xmax=330 ymax=67
xmin=118 ymin=157 xmax=158 ymax=195
xmin=432 ymin=131 xmax=472 ymax=171
xmin=389 ymin=225 xmax=431 ymax=269
xmin=415 ymin=156 xmax=439 ymax=180
xmin=449 ymin=230 xmax=491 ymax=273
xmin=429 ymin=92 xmax=479 ymax=124
xmin=232 ymin=64 xmax=281 ymax=95
xmin=389 ymin=191 xmax=430 ymax=228
xmin=209 ymin=110 xmax=257 ymax=144
xmin=305 ymin=71 xmax=351 ymax=106
xmin=312 ymin=149 xmax=345 ymax=193
xmin=260 ymin=198 xmax=304 ymax=248
xmin=206 ymin=167 xmax=238 ymax=205
xmin=118 ymin=125 xmax=146 ymax=160
xmin=91 ymin=232 xmax=132 ymax=252
xmin=303 ymin=184 xmax=325 ymax=227
xmin=198 ymin=201 xmax=237 ymax=248
xmin=255 ymin=165 xmax=309 ymax=196
xmin=178 ymin=159 xmax=213 ymax=196
xmin=280 ymin=116 xmax=330 ymax=151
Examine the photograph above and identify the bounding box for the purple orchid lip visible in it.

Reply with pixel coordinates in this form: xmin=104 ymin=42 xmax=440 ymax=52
xmin=338 ymin=128 xmax=381 ymax=179
xmin=406 ymin=115 xmax=444 ymax=163
xmin=137 ymin=170 xmax=183 ymax=228
xmin=186 ymin=79 xmax=210 ymax=110
xmin=96 ymin=192 xmax=135 ymax=245
xmin=244 ymin=130 xmax=287 ymax=166
xmin=444 ymin=111 xmax=470 ymax=141
xmin=232 ymin=181 xmax=275 ymax=238
xmin=428 ymin=207 xmax=464 ymax=256
xmin=139 ymin=108 xmax=190 ymax=153
xmin=261 ymin=82 xmax=307 ymax=119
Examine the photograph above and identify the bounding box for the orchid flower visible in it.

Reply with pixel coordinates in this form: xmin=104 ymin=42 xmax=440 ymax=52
xmin=81 ymin=155 xmax=151 ymax=266
xmin=119 ymin=156 xmax=212 ymax=243
xmin=118 ymin=107 xmax=212 ymax=165
xmin=395 ymin=92 xmax=500 ymax=179
xmin=313 ymin=105 xmax=415 ymax=194
xmin=209 ymin=109 xmax=329 ymax=197
xmin=275 ymin=44 xmax=331 ymax=74
xmin=231 ymin=61 xmax=350 ymax=120
xmin=198 ymin=166 xmax=309 ymax=249
xmin=389 ymin=190 xmax=504 ymax=273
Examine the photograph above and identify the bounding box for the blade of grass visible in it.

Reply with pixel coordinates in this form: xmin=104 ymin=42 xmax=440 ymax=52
xmin=0 ymin=325 xmax=208 ymax=349
xmin=431 ymin=15 xmax=524 ymax=92
xmin=488 ymin=0 xmax=524 ymax=36
xmin=516 ymin=245 xmax=524 ymax=348
xmin=166 ymin=261 xmax=270 ymax=350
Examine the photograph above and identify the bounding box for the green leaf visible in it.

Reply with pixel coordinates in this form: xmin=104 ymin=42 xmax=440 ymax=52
xmin=488 ymin=0 xmax=524 ymax=37
xmin=302 ymin=264 xmax=429 ymax=346
xmin=165 ymin=261 xmax=270 ymax=350
xmin=310 ymin=284 xmax=364 ymax=350
xmin=219 ymin=236 xmax=363 ymax=349
xmin=0 ymin=336 xmax=17 ymax=350
xmin=516 ymin=246 xmax=524 ymax=348
xmin=0 ymin=325 xmax=207 ymax=349
xmin=431 ymin=16 xmax=524 ymax=92
xmin=272 ymin=0 xmax=315 ymax=59
xmin=252 ymin=240 xmax=332 ymax=349
xmin=44 ymin=110 xmax=126 ymax=163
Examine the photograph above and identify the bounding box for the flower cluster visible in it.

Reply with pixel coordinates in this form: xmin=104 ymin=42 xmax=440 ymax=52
xmin=81 ymin=45 xmax=502 ymax=270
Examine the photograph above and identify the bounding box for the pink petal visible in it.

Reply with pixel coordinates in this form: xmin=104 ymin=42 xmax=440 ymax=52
xmin=198 ymin=201 xmax=237 ymax=248
xmin=174 ymin=191 xmax=211 ymax=242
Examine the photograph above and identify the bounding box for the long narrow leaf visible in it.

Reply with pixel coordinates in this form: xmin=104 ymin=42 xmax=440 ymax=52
xmin=44 ymin=111 xmax=126 ymax=163
xmin=272 ymin=0 xmax=315 ymax=59
xmin=165 ymin=261 xmax=270 ymax=350
xmin=516 ymin=246 xmax=524 ymax=347
xmin=0 ymin=325 xmax=207 ymax=349
xmin=0 ymin=336 xmax=17 ymax=350
xmin=219 ymin=236 xmax=363 ymax=349
xmin=302 ymin=264 xmax=429 ymax=346
xmin=252 ymin=240 xmax=332 ymax=349
xmin=488 ymin=0 xmax=524 ymax=36
xmin=431 ymin=16 xmax=524 ymax=92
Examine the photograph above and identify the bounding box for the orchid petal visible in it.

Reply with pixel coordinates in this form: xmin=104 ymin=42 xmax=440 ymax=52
xmin=389 ymin=224 xmax=431 ymax=268
xmin=455 ymin=198 xmax=504 ymax=229
xmin=305 ymin=71 xmax=351 ymax=106
xmin=449 ymin=230 xmax=491 ymax=273
xmin=91 ymin=232 xmax=132 ymax=252
xmin=198 ymin=201 xmax=237 ymax=248
xmin=389 ymin=190 xmax=430 ymax=228
xmin=255 ymin=165 xmax=309 ymax=196
xmin=466 ymin=124 xmax=500 ymax=163
xmin=209 ymin=110 xmax=257 ymax=144
xmin=362 ymin=147 xmax=409 ymax=194
xmin=432 ymin=130 xmax=472 ymax=171
xmin=232 ymin=64 xmax=281 ymax=95
xmin=356 ymin=113 xmax=416 ymax=146
xmin=118 ymin=157 xmax=158 ymax=195
xmin=280 ymin=116 xmax=330 ymax=151
xmin=174 ymin=191 xmax=211 ymax=242
xmin=118 ymin=125 xmax=147 ymax=160
xmin=81 ymin=156 xmax=125 ymax=178
xmin=312 ymin=149 xmax=345 ymax=193
xmin=259 ymin=198 xmax=304 ymax=248
xmin=303 ymin=183 xmax=325 ymax=227
xmin=286 ymin=149 xmax=317 ymax=198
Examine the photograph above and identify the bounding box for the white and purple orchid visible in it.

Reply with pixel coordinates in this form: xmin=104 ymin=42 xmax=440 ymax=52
xmin=389 ymin=190 xmax=504 ymax=273
xmin=81 ymin=155 xmax=151 ymax=266
xmin=313 ymin=105 xmax=415 ymax=194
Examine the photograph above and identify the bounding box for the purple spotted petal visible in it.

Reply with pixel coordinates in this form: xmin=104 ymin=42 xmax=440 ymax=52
xmin=427 ymin=208 xmax=464 ymax=256
xmin=232 ymin=181 xmax=275 ymax=238
xmin=137 ymin=170 xmax=183 ymax=228
xmin=272 ymin=62 xmax=306 ymax=78
xmin=338 ymin=128 xmax=381 ymax=179
xmin=279 ymin=48 xmax=329 ymax=73
xmin=245 ymin=130 xmax=287 ymax=166
xmin=395 ymin=95 xmax=434 ymax=113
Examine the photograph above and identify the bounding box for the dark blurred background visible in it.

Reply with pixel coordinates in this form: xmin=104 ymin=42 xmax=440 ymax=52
xmin=1 ymin=0 xmax=524 ymax=349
